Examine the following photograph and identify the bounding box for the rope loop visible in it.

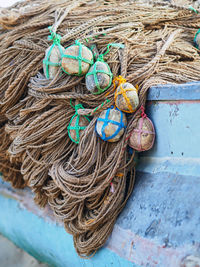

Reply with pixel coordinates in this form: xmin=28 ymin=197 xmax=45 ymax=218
xmin=102 ymin=43 xmax=124 ymax=57
xmin=188 ymin=6 xmax=198 ymax=14
xmin=75 ymin=39 xmax=81 ymax=45
xmin=75 ymin=103 xmax=84 ymax=112
xmin=48 ymin=26 xmax=61 ymax=45
xmin=140 ymin=105 xmax=147 ymax=118
xmin=96 ymin=43 xmax=124 ymax=62
xmin=97 ymin=54 xmax=104 ymax=62
xmin=113 ymin=75 xmax=127 ymax=89
xmin=70 ymin=100 xmax=85 ymax=113
xmin=91 ymin=99 xmax=111 ymax=115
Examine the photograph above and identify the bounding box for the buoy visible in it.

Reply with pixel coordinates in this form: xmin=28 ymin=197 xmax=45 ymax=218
xmin=61 ymin=40 xmax=93 ymax=76
xmin=96 ymin=106 xmax=127 ymax=142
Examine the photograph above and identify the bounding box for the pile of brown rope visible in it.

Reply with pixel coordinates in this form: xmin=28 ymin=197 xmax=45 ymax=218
xmin=1 ymin=0 xmax=200 ymax=257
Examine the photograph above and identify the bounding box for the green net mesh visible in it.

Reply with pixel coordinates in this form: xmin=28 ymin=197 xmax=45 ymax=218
xmin=62 ymin=40 xmax=94 ymax=76
xmin=86 ymin=56 xmax=113 ymax=95
xmin=43 ymin=27 xmax=64 ymax=79
xmin=68 ymin=103 xmax=90 ymax=144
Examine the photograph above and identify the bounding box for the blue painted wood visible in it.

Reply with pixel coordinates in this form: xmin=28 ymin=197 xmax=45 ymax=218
xmin=0 ymin=189 xmax=136 ymax=267
xmin=148 ymin=82 xmax=200 ymax=100
xmin=118 ymin=171 xmax=200 ymax=246
xmin=137 ymin=101 xmax=200 ymax=176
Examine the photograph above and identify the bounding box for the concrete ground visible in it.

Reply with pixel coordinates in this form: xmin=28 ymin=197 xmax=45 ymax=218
xmin=0 ymin=234 xmax=49 ymax=267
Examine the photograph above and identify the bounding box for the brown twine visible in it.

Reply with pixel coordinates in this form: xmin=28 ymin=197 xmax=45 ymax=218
xmin=1 ymin=0 xmax=200 ymax=257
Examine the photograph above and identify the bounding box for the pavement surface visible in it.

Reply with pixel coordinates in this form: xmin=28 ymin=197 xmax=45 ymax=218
xmin=0 ymin=234 xmax=49 ymax=267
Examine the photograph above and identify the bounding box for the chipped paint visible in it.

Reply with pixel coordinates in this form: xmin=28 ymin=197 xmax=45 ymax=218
xmin=148 ymin=100 xmax=200 ymax=104
xmin=148 ymin=82 xmax=200 ymax=101
xmin=107 ymin=225 xmax=196 ymax=267
xmin=0 ymin=187 xmax=137 ymax=267
xmin=0 ymin=181 xmax=59 ymax=225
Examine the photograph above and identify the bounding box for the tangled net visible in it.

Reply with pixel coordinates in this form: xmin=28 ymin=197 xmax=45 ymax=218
xmin=1 ymin=0 xmax=200 ymax=257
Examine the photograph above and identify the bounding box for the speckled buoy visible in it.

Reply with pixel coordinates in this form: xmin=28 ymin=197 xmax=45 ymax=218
xmin=86 ymin=60 xmax=113 ymax=94
xmin=115 ymin=82 xmax=139 ymax=113
xmin=43 ymin=44 xmax=65 ymax=79
xmin=61 ymin=40 xmax=93 ymax=76
xmin=96 ymin=106 xmax=127 ymax=142
xmin=129 ymin=116 xmax=155 ymax=152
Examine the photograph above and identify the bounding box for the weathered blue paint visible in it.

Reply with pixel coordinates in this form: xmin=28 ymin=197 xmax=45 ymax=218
xmin=148 ymin=82 xmax=200 ymax=100
xmin=137 ymin=101 xmax=200 ymax=176
xmin=0 ymin=82 xmax=200 ymax=266
xmin=0 ymin=186 xmax=136 ymax=267
xmin=117 ymin=171 xmax=200 ymax=247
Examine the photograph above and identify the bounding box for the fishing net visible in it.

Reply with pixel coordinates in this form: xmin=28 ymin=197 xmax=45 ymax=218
xmin=1 ymin=0 xmax=200 ymax=257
